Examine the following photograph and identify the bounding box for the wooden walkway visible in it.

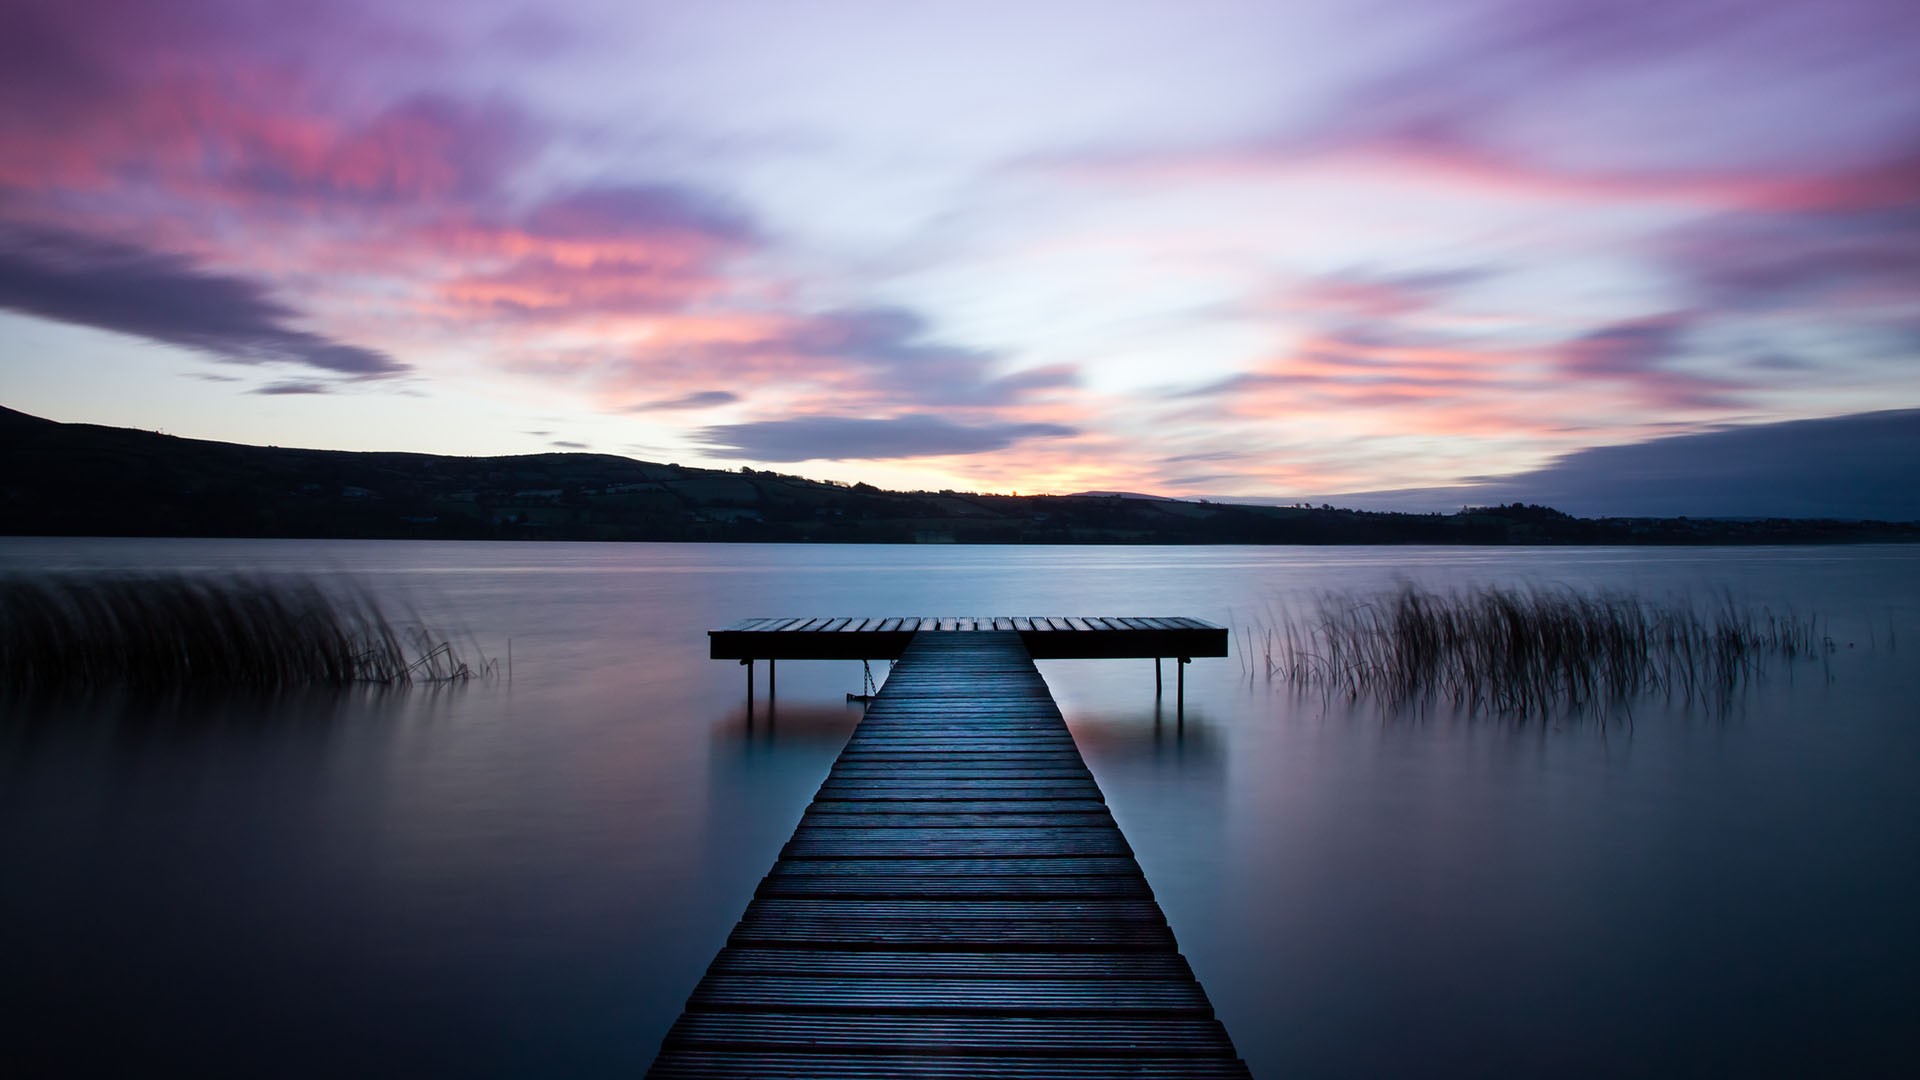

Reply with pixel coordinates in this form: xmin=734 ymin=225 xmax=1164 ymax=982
xmin=646 ymin=631 xmax=1249 ymax=1079
xmin=709 ymin=616 xmax=1227 ymax=661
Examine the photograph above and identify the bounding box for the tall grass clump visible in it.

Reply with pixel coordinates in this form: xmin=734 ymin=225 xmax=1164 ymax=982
xmin=1264 ymin=584 xmax=1821 ymax=717
xmin=0 ymin=574 xmax=485 ymax=696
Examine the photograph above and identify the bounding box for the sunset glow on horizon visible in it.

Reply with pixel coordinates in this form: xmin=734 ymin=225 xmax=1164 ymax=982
xmin=3 ymin=0 xmax=1917 ymax=502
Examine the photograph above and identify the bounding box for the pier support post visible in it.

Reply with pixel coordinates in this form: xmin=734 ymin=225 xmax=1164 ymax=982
xmin=769 ymin=658 xmax=776 ymax=699
xmin=1177 ymin=657 xmax=1190 ymax=717
xmin=1155 ymin=657 xmax=1162 ymax=696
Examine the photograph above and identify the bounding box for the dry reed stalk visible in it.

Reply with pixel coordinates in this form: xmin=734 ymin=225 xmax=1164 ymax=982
xmin=0 ymin=574 xmax=486 ymax=695
xmin=1252 ymin=584 xmax=1823 ymax=717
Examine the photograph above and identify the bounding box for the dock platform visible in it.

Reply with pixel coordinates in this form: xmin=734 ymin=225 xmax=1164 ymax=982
xmin=646 ymin=630 xmax=1248 ymax=1078
xmin=709 ymin=616 xmax=1228 ymax=661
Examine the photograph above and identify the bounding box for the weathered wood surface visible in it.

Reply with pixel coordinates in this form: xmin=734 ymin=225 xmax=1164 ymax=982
xmin=647 ymin=631 xmax=1248 ymax=1079
xmin=709 ymin=616 xmax=1228 ymax=660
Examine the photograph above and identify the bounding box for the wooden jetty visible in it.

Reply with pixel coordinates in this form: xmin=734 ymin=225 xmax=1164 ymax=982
xmin=647 ymin=629 xmax=1249 ymax=1078
xmin=709 ymin=615 xmax=1227 ymax=662
xmin=711 ymin=615 xmax=1228 ymax=707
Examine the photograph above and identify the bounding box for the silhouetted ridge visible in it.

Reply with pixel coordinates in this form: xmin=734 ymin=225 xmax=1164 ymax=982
xmin=3 ymin=407 xmax=1915 ymax=544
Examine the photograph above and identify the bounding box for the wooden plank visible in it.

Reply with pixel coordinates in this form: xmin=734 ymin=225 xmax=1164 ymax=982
xmin=804 ymin=795 xmax=1110 ymax=811
xmin=831 ymin=756 xmax=1088 ymax=768
xmin=826 ymin=765 xmax=1094 ymax=777
xmin=752 ymin=868 xmax=1152 ymax=895
xmin=705 ymin=949 xmax=1197 ymax=980
xmin=663 ymin=1013 xmax=1237 ymax=1055
xmin=806 ymin=795 xmax=1113 ymax=810
xmin=764 ymin=857 xmax=1143 ymax=877
xmin=780 ymin=838 xmax=1135 ymax=860
xmin=689 ymin=975 xmax=1213 ymax=1015
xmin=815 ymin=778 xmax=1104 ymax=792
xmin=800 ymin=813 xmax=1116 ymax=829
xmin=648 ymin=1051 xmax=1252 ymax=1079
xmin=743 ymin=899 xmax=1165 ymax=922
xmin=727 ymin=920 xmax=1177 ymax=951
xmin=756 ymin=876 xmax=1153 ymax=900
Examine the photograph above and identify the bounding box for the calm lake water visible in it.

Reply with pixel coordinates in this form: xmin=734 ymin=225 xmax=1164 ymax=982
xmin=3 ymin=539 xmax=1917 ymax=1077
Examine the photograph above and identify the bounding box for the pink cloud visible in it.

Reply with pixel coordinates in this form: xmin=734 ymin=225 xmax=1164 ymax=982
xmin=1040 ymin=131 xmax=1920 ymax=219
xmin=0 ymin=0 xmax=534 ymax=244
xmin=423 ymin=186 xmax=761 ymax=321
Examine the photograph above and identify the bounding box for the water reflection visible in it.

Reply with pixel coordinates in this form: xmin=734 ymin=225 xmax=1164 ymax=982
xmin=1070 ymin=704 xmax=1226 ymax=765
xmin=709 ymin=700 xmax=864 ymax=747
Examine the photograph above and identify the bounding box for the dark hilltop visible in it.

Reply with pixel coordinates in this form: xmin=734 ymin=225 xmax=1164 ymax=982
xmin=3 ymin=406 xmax=1915 ymax=545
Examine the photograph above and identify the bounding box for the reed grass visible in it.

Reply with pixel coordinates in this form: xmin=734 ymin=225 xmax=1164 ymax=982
xmin=1256 ymin=584 xmax=1823 ymax=716
xmin=0 ymin=574 xmax=486 ymax=695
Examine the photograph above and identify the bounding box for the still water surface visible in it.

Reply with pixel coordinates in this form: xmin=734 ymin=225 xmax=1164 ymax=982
xmin=3 ymin=540 xmax=1917 ymax=1077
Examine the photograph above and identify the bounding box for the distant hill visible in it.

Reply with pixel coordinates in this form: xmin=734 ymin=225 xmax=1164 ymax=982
xmin=3 ymin=406 xmax=1916 ymax=545
xmin=1067 ymin=490 xmax=1180 ymax=501
xmin=1222 ymin=410 xmax=1920 ymax=521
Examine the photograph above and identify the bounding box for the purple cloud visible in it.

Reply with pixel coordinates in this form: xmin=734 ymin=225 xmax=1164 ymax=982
xmin=522 ymin=185 xmax=757 ymax=244
xmin=1558 ymin=314 xmax=1739 ymax=409
xmin=0 ymin=224 xmax=406 ymax=377
xmin=1290 ymin=266 xmax=1494 ymax=320
xmin=1295 ymin=0 xmax=1920 ymax=176
xmin=1662 ymin=204 xmax=1920 ymax=312
xmin=622 ymin=390 xmax=739 ymax=412
xmin=1039 ymin=1 xmax=1918 ymax=220
xmin=763 ymin=306 xmax=1077 ymax=409
xmin=438 ymin=184 xmax=759 ymax=321
xmin=227 ymin=94 xmax=536 ymax=208
xmin=700 ymin=414 xmax=1077 ymax=462
xmin=250 ymin=380 xmax=331 ymax=395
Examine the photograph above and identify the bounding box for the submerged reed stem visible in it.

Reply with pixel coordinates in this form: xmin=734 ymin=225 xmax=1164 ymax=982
xmin=1263 ymin=584 xmax=1821 ymax=717
xmin=0 ymin=574 xmax=483 ymax=695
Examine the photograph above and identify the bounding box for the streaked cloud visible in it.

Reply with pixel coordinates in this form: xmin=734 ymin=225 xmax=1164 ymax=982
xmin=701 ymin=414 xmax=1077 ymax=462
xmin=622 ymin=391 xmax=740 ymax=412
xmin=0 ymin=224 xmax=405 ymax=377
xmin=250 ymin=381 xmax=333 ymax=396
xmin=1557 ymin=314 xmax=1740 ymax=410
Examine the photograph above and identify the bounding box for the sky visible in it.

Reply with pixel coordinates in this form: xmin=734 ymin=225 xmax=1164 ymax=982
xmin=2 ymin=0 xmax=1917 ymax=507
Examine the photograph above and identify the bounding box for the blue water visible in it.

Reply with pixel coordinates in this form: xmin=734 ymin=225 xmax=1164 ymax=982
xmin=2 ymin=540 xmax=1916 ymax=1076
